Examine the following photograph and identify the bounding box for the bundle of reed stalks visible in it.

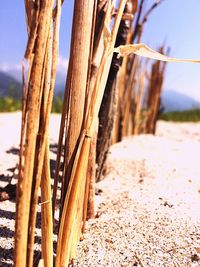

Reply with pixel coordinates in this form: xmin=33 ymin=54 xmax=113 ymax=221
xmin=112 ymin=0 xmax=165 ymax=140
xmin=15 ymin=1 xmax=62 ymax=266
xmin=15 ymin=0 xmax=185 ymax=266
xmin=53 ymin=1 xmax=133 ymax=265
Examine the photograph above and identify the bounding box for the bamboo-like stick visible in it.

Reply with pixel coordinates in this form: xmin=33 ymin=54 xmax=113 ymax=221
xmin=70 ymin=146 xmax=91 ymax=258
xmin=131 ymin=0 xmax=145 ymax=42
xmin=59 ymin=0 xmax=95 ymax=213
xmin=40 ymin=0 xmax=63 ymax=257
xmin=41 ymin=142 xmax=53 ymax=267
xmin=85 ymin=120 xmax=98 ymax=221
xmin=56 ymin=136 xmax=91 ymax=267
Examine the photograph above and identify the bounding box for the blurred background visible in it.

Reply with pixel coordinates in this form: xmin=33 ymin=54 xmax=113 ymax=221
xmin=0 ymin=0 xmax=200 ymax=112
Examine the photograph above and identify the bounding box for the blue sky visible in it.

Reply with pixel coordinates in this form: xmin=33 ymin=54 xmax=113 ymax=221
xmin=0 ymin=0 xmax=200 ymax=101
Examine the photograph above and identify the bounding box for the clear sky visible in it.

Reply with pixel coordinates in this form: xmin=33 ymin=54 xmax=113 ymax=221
xmin=0 ymin=0 xmax=200 ymax=101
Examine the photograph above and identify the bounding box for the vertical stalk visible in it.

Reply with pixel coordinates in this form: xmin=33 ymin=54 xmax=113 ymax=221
xmin=60 ymin=0 xmax=95 ymax=215
xmin=134 ymin=66 xmax=145 ymax=134
xmin=85 ymin=121 xmax=98 ymax=221
xmin=41 ymin=142 xmax=53 ymax=267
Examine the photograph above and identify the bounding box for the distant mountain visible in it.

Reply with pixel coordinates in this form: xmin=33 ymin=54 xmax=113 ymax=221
xmin=0 ymin=69 xmax=66 ymax=98
xmin=54 ymin=72 xmax=66 ymax=95
xmin=161 ymin=90 xmax=200 ymax=112
xmin=0 ymin=71 xmax=21 ymax=98
xmin=1 ymin=70 xmax=200 ymax=112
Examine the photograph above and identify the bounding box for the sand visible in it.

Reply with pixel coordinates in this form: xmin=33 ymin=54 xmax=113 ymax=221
xmin=0 ymin=112 xmax=200 ymax=266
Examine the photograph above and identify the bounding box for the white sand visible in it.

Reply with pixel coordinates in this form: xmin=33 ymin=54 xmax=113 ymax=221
xmin=0 ymin=113 xmax=200 ymax=266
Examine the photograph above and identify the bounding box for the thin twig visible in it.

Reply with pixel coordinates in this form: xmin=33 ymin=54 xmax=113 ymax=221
xmin=135 ymin=253 xmax=145 ymax=267
xmin=141 ymin=0 xmax=165 ymax=24
xmin=166 ymin=245 xmax=190 ymax=253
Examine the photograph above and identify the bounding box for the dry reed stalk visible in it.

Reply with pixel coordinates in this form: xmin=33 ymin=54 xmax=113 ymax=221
xmin=41 ymin=142 xmax=53 ymax=267
xmin=59 ymin=0 xmax=95 ymax=215
xmin=133 ymin=66 xmax=145 ymax=134
xmin=70 ymin=145 xmax=92 ymax=258
xmin=18 ymin=60 xmax=30 ymax=183
xmin=86 ymin=122 xmax=98 ymax=220
xmin=80 ymin=120 xmax=99 ymax=231
xmin=151 ymin=54 xmax=168 ymax=133
xmin=136 ymin=0 xmax=165 ymax=45
xmin=131 ymin=0 xmax=145 ymax=42
xmin=82 ymin=154 xmax=92 ymax=227
xmin=111 ymin=49 xmax=130 ymax=142
xmin=122 ymin=57 xmax=137 ymax=136
xmin=24 ymin=0 xmax=40 ymax=59
xmin=52 ymin=72 xmax=70 ymax=221
xmin=145 ymin=58 xmax=159 ymax=132
xmin=145 ymin=47 xmax=167 ymax=133
xmin=24 ymin=0 xmax=33 ymax=32
xmin=55 ymin=136 xmax=91 ymax=266
xmin=78 ymin=2 xmax=98 ymax=228
xmin=40 ymin=2 xmax=62 ymax=264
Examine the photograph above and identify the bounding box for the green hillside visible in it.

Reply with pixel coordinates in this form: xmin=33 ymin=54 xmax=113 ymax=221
xmin=159 ymin=109 xmax=200 ymax=122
